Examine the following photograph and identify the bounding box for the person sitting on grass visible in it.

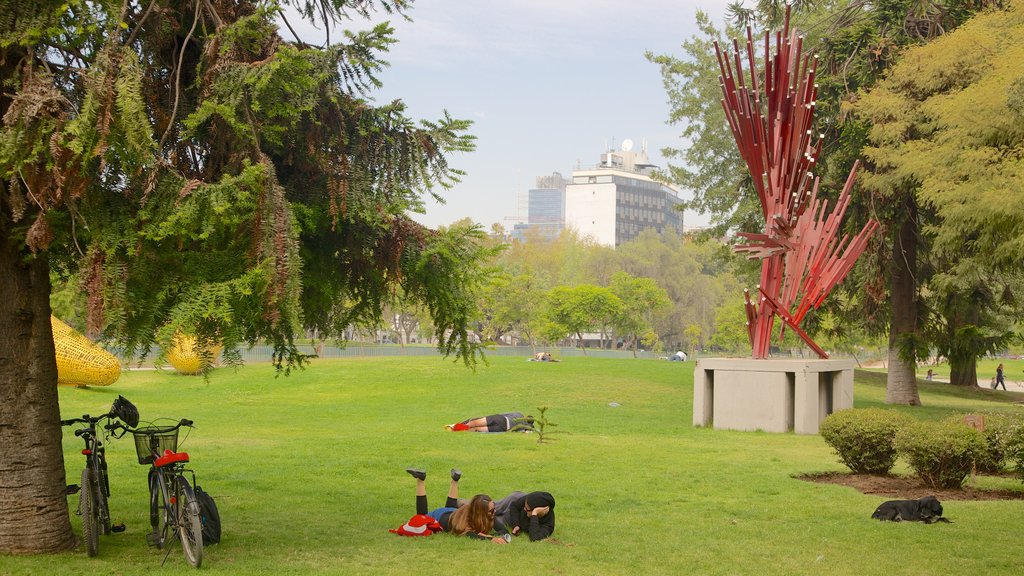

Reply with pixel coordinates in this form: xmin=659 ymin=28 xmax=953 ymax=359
xmin=403 ymin=467 xmax=509 ymax=543
xmin=493 ymin=491 xmax=556 ymax=541
xmin=446 ymin=412 xmax=534 ymax=432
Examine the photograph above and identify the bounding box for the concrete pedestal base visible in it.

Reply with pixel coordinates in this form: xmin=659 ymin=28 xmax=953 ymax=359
xmin=693 ymin=358 xmax=854 ymax=434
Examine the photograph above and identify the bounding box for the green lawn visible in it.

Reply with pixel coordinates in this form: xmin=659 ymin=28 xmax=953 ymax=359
xmin=3 ymin=356 xmax=1023 ymax=575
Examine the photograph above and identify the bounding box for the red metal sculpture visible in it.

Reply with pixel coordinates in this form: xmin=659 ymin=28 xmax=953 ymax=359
xmin=715 ymin=6 xmax=878 ymax=359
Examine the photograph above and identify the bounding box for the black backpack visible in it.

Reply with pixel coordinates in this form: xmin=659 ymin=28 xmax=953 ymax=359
xmin=194 ymin=485 xmax=221 ymax=545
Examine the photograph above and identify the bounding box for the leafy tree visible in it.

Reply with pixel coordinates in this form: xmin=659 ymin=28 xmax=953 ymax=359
xmin=683 ymin=323 xmax=704 ymax=355
xmin=614 ymin=230 xmax=744 ymax=352
xmin=651 ymin=0 xmax=998 ymax=403
xmin=543 ymin=285 xmax=623 ymax=354
xmin=854 ymin=1 xmax=1024 ymax=385
xmin=646 ymin=12 xmax=755 ymax=235
xmin=477 ymin=270 xmax=546 ymax=348
xmin=0 ymin=0 xmax=491 ymax=553
xmin=709 ymin=301 xmax=750 ymax=353
xmin=608 ymin=271 xmax=671 ymax=356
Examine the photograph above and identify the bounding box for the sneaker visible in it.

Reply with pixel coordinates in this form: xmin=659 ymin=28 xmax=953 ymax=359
xmin=405 ymin=467 xmax=426 ymax=481
xmin=450 ymin=468 xmax=462 ymax=482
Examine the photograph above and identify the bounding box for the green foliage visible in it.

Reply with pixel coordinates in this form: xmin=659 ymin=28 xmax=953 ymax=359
xmin=479 ymin=229 xmax=746 ymax=352
xmin=708 ymin=301 xmax=749 ymax=353
xmin=945 ymin=412 xmax=1024 ymax=474
xmin=1005 ymin=422 xmax=1024 ymax=484
xmin=543 ymin=284 xmax=622 ymax=349
xmin=645 ymin=12 xmax=755 ymax=234
xmin=0 ymin=0 xmax=490 ymax=372
xmin=820 ymin=408 xmax=912 ymax=474
xmin=855 ymin=2 xmax=1024 ymax=381
xmin=613 ymin=231 xmax=745 ymax=351
xmin=608 ymin=271 xmax=670 ymax=353
xmin=895 ymin=419 xmax=987 ymax=488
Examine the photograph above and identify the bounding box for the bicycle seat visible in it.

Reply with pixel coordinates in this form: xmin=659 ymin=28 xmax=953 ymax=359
xmin=154 ymin=449 xmax=190 ymax=468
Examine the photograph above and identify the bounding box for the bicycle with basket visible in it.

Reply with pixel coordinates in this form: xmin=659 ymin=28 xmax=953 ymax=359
xmin=60 ymin=395 xmax=139 ymax=557
xmin=129 ymin=417 xmax=215 ymax=568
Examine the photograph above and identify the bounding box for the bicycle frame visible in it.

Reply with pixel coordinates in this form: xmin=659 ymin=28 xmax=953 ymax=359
xmin=136 ymin=421 xmax=204 ymax=568
xmin=61 ymin=413 xmax=129 ymax=556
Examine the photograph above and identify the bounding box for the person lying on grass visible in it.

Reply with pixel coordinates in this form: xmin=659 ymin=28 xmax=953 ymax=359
xmin=493 ymin=491 xmax=555 ymax=541
xmin=446 ymin=412 xmax=534 ymax=432
xmin=401 ymin=468 xmax=510 ymax=543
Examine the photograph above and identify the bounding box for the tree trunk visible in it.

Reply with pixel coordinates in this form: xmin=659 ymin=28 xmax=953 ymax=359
xmin=886 ymin=201 xmax=921 ymax=405
xmin=0 ymin=239 xmax=75 ymax=553
xmin=949 ymin=355 xmax=979 ymax=387
xmin=947 ymin=297 xmax=981 ymax=387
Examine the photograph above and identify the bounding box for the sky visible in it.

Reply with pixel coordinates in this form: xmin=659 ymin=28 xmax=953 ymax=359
xmin=283 ymin=0 xmax=733 ymax=229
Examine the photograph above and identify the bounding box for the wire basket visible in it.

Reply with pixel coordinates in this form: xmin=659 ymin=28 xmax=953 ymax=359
xmin=131 ymin=426 xmax=180 ymax=465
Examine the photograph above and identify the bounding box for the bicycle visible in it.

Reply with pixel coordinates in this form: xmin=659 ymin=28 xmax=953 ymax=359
xmin=129 ymin=418 xmax=204 ymax=568
xmin=60 ymin=395 xmax=139 ymax=557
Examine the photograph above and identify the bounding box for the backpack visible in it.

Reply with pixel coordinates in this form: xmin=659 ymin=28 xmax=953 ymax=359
xmin=194 ymin=485 xmax=221 ymax=545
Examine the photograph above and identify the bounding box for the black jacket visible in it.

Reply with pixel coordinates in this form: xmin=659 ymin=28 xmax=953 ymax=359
xmin=496 ymin=491 xmax=555 ymax=541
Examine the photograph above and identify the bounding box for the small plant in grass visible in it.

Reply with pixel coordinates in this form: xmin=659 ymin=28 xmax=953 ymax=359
xmin=819 ymin=408 xmax=911 ymax=474
xmin=532 ymin=406 xmax=566 ymax=444
xmin=896 ymin=420 xmax=987 ymax=489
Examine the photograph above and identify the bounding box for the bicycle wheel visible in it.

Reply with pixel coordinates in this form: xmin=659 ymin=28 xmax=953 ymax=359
xmin=79 ymin=468 xmax=99 ymax=557
xmin=95 ymin=461 xmax=112 ymax=536
xmin=147 ymin=469 xmax=171 ymax=549
xmin=175 ymin=478 xmax=204 ymax=568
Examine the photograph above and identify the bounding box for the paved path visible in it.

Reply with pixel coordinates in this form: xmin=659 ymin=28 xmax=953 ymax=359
xmin=928 ymin=376 xmax=1024 ymax=392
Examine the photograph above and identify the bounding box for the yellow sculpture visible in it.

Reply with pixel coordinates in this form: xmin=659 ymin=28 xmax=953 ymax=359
xmin=166 ymin=334 xmax=222 ymax=375
xmin=52 ymin=316 xmax=121 ymax=387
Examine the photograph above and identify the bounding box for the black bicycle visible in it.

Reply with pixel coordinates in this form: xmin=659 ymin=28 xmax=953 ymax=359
xmin=130 ymin=418 xmax=204 ymax=568
xmin=60 ymin=395 xmax=139 ymax=557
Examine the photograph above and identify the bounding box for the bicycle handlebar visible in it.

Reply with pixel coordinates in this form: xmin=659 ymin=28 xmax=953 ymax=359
xmin=129 ymin=418 xmax=194 ymax=434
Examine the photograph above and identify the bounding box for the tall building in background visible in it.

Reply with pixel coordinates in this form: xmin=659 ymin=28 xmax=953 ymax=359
xmin=528 ymin=172 xmax=567 ymax=240
xmin=510 ymin=172 xmax=567 ymax=242
xmin=564 ymin=140 xmax=683 ymax=246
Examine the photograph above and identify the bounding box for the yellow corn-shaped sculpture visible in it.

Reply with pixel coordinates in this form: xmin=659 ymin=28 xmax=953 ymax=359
xmin=52 ymin=316 xmax=121 ymax=387
xmin=167 ymin=334 xmax=222 ymax=375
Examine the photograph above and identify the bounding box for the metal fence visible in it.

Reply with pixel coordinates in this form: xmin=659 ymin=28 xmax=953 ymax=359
xmin=117 ymin=343 xmax=869 ymax=366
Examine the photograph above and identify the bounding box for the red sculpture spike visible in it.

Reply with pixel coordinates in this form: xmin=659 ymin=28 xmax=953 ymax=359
xmin=717 ymin=5 xmax=877 ymax=359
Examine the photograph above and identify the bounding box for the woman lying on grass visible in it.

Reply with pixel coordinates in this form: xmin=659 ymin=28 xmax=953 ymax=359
xmin=402 ymin=468 xmax=510 ymax=543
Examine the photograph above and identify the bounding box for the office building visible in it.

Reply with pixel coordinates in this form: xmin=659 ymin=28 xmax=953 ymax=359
xmin=564 ymin=140 xmax=683 ymax=247
xmin=510 ymin=172 xmax=568 ymax=243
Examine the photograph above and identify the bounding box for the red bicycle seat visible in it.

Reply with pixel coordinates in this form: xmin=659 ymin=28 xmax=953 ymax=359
xmin=154 ymin=449 xmax=190 ymax=468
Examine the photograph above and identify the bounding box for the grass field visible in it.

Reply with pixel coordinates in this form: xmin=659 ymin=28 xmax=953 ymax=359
xmin=3 ymin=356 xmax=1023 ymax=575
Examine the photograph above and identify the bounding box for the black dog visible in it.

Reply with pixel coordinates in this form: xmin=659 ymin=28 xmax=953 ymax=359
xmin=871 ymin=495 xmax=950 ymax=523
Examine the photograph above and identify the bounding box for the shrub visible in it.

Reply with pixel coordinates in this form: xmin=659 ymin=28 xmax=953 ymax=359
xmin=1005 ymin=424 xmax=1024 ymax=484
xmin=895 ymin=420 xmax=987 ymax=489
xmin=946 ymin=412 xmax=1024 ymax=474
xmin=820 ymin=408 xmax=911 ymax=474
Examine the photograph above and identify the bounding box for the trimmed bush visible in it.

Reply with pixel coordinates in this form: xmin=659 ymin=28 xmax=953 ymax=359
xmin=820 ymin=408 xmax=911 ymax=474
xmin=946 ymin=412 xmax=1024 ymax=474
xmin=1005 ymin=424 xmax=1024 ymax=484
xmin=895 ymin=420 xmax=987 ymax=489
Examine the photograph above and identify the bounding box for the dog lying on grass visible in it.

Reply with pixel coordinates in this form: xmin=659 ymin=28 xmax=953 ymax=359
xmin=871 ymin=495 xmax=951 ymax=523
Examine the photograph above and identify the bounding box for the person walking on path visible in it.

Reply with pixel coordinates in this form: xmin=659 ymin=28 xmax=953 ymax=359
xmin=995 ymin=363 xmax=1006 ymax=390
